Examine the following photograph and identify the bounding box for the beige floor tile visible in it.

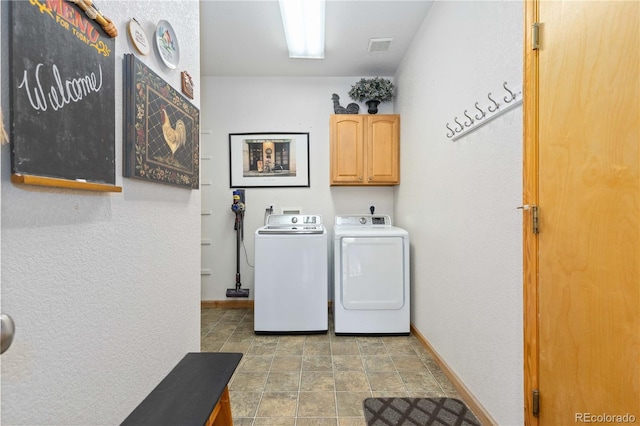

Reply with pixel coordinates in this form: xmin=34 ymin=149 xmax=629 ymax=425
xmin=271 ymin=355 xmax=302 ymax=371
xmin=230 ymin=417 xmax=254 ymax=426
xmin=430 ymin=369 xmax=455 ymax=388
xmin=297 ymin=392 xmax=337 ymax=417
xmin=330 ymin=341 xmax=359 ymax=355
xmin=408 ymin=390 xmax=447 ymax=398
xmin=384 ymin=342 xmax=418 ymax=356
xmin=278 ymin=335 xmax=306 ymax=344
xmin=253 ymin=335 xmax=277 ymax=344
xmin=300 ymin=371 xmax=335 ymax=391
xmin=304 ymin=342 xmax=331 ymax=355
xmin=306 ymin=333 xmax=331 ymax=342
xmin=254 ymin=417 xmax=295 ymax=425
xmin=356 ymin=336 xmax=382 ymax=344
xmin=332 ymin=355 xmax=364 ymax=371
xmin=371 ymin=391 xmax=409 ymax=397
xmin=366 ymin=372 xmax=406 ymax=391
xmin=236 ymin=322 xmax=255 ymax=331
xmin=390 ymin=355 xmax=427 ymax=371
xmin=230 ymin=371 xmax=268 ymax=392
xmin=361 ymin=355 xmax=395 ymax=372
xmin=265 ymin=371 xmax=301 ymax=392
xmin=201 ymin=308 xmax=223 ymax=319
xmin=222 ymin=310 xmax=248 ymax=322
xmin=295 ymin=418 xmax=338 ymax=426
xmin=335 ymin=391 xmax=371 ymax=417
xmin=330 ymin=334 xmax=357 ymax=343
xmin=240 ymin=355 xmax=273 ymax=372
xmin=302 ymin=355 xmax=333 ymax=371
xmin=204 ymin=307 xmax=461 ymax=425
xmin=206 ymin=328 xmax=235 ymax=342
xmin=248 ymin=341 xmax=279 ymax=356
xmin=213 ymin=321 xmax=239 ymax=332
xmin=221 ymin=340 xmax=253 ymax=353
xmin=229 ymin=330 xmax=257 ymax=342
xmin=256 ymin=392 xmax=298 ymax=417
xmin=398 ymin=371 xmax=441 ymax=392
xmin=334 ymin=371 xmax=370 ymax=392
xmin=229 ymin=391 xmax=261 ymax=418
xmin=356 ymin=340 xmax=387 ymax=355
xmin=200 ymin=336 xmax=225 ymax=352
xmin=276 ymin=339 xmax=305 ymax=355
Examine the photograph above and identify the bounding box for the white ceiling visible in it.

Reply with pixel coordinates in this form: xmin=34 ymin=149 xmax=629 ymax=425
xmin=199 ymin=0 xmax=434 ymax=77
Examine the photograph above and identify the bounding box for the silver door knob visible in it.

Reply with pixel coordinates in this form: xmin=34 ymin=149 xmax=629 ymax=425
xmin=1 ymin=314 xmax=15 ymax=354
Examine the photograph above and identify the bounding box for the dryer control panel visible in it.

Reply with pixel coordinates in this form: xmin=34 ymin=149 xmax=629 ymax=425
xmin=335 ymin=214 xmax=391 ymax=226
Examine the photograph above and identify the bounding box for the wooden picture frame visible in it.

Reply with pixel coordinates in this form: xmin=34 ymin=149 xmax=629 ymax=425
xmin=229 ymin=133 xmax=310 ymax=188
xmin=123 ymin=54 xmax=199 ymax=189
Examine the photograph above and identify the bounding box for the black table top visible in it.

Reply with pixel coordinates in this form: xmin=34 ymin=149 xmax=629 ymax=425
xmin=121 ymin=352 xmax=243 ymax=426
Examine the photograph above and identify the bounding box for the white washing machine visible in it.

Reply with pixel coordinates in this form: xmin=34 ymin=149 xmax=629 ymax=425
xmin=333 ymin=214 xmax=410 ymax=335
xmin=254 ymin=214 xmax=328 ymax=334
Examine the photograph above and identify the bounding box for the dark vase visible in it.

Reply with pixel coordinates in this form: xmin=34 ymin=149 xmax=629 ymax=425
xmin=366 ymin=100 xmax=380 ymax=114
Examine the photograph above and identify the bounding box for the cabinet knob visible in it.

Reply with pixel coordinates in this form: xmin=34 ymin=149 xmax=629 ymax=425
xmin=368 ymin=176 xmax=373 ymax=181
xmin=358 ymin=176 xmax=363 ymax=181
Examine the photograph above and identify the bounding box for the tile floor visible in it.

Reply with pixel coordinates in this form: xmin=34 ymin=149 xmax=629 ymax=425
xmin=201 ymin=307 xmax=461 ymax=425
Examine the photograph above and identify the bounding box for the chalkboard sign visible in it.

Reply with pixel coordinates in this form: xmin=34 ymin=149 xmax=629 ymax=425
xmin=9 ymin=0 xmax=118 ymax=191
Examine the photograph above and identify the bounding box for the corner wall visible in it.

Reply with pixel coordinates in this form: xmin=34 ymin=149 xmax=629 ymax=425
xmin=1 ymin=1 xmax=201 ymax=424
xmin=394 ymin=2 xmax=524 ymax=424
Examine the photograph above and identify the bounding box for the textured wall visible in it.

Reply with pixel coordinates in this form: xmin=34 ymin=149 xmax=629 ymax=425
xmin=0 ymin=1 xmax=201 ymax=424
xmin=394 ymin=2 xmax=524 ymax=424
xmin=200 ymin=76 xmax=396 ymax=301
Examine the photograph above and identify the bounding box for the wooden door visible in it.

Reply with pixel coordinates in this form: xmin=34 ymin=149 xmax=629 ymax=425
xmin=330 ymin=115 xmax=364 ymax=184
xmin=524 ymin=1 xmax=639 ymax=424
xmin=367 ymin=115 xmax=400 ymax=184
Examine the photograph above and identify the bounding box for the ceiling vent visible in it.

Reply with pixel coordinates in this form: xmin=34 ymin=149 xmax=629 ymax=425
xmin=367 ymin=37 xmax=393 ymax=53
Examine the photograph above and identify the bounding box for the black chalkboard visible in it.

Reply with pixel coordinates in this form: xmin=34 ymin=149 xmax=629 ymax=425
xmin=9 ymin=0 xmax=116 ymax=186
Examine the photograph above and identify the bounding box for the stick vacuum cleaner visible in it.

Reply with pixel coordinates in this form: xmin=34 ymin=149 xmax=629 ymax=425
xmin=226 ymin=189 xmax=250 ymax=298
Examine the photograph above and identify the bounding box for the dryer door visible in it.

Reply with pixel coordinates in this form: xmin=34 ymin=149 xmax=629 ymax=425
xmin=340 ymin=236 xmax=405 ymax=310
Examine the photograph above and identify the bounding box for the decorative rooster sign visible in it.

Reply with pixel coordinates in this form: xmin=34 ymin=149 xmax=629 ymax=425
xmin=123 ymin=54 xmax=200 ymax=189
xmin=161 ymin=106 xmax=186 ymax=163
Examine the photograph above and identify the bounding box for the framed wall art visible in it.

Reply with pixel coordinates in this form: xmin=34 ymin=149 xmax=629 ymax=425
xmin=229 ymin=133 xmax=310 ymax=188
xmin=123 ymin=54 xmax=199 ymax=189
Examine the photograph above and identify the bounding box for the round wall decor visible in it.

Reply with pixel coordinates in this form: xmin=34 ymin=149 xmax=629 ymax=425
xmin=127 ymin=18 xmax=150 ymax=56
xmin=155 ymin=20 xmax=180 ymax=69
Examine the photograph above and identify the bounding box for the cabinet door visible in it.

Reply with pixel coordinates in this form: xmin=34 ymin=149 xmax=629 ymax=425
xmin=367 ymin=115 xmax=399 ymax=184
xmin=330 ymin=115 xmax=364 ymax=184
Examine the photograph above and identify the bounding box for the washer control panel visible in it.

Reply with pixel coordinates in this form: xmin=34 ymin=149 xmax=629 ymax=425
xmin=265 ymin=214 xmax=322 ymax=226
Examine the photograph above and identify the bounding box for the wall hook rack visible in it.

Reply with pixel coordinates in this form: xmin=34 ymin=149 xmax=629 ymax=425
xmin=446 ymin=81 xmax=523 ymax=142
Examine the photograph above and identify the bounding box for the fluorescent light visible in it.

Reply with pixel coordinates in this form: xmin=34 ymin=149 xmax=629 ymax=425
xmin=279 ymin=0 xmax=325 ymax=59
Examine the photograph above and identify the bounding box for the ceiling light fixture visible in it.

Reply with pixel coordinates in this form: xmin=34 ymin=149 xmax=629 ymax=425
xmin=279 ymin=0 xmax=325 ymax=59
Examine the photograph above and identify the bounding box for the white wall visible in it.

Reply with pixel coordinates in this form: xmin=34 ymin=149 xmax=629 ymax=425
xmin=394 ymin=2 xmax=524 ymax=425
xmin=0 ymin=1 xmax=201 ymax=424
xmin=200 ymin=77 xmax=395 ymax=301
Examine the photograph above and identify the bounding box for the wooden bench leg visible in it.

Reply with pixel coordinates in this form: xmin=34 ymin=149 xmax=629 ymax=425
xmin=206 ymin=386 xmax=233 ymax=426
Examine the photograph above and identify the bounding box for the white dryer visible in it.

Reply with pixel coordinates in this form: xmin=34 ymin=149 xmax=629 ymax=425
xmin=254 ymin=214 xmax=328 ymax=334
xmin=333 ymin=214 xmax=410 ymax=335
